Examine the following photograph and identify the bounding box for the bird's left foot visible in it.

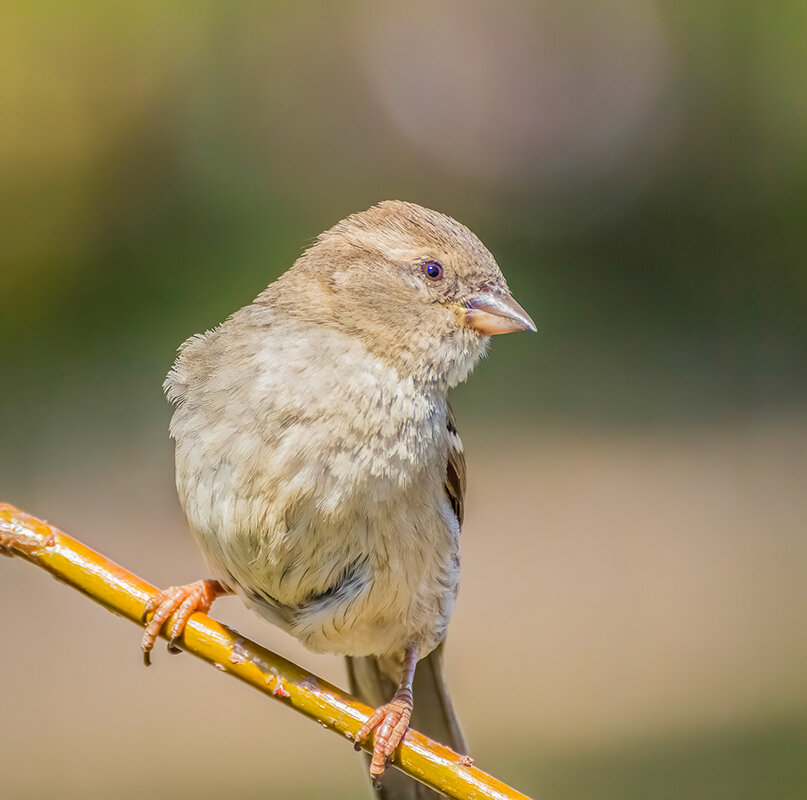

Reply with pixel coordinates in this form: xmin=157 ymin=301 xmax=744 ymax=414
xmin=354 ymin=692 xmax=413 ymax=786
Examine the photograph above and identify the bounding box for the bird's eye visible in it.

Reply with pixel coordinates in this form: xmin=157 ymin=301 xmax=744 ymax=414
xmin=422 ymin=261 xmax=444 ymax=281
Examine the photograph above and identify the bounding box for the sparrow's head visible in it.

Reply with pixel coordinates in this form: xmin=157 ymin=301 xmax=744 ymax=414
xmin=268 ymin=200 xmax=535 ymax=388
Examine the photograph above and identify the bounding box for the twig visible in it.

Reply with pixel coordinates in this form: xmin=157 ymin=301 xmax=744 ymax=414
xmin=0 ymin=503 xmax=532 ymax=800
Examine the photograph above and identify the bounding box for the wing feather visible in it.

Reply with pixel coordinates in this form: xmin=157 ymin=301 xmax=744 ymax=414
xmin=444 ymin=404 xmax=466 ymax=529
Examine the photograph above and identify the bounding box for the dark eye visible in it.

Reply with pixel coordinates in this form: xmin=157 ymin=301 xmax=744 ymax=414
xmin=422 ymin=261 xmax=444 ymax=280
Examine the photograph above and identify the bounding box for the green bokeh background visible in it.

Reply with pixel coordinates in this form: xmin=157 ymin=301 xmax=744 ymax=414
xmin=4 ymin=1 xmax=805 ymax=433
xmin=1 ymin=3 xmax=806 ymax=799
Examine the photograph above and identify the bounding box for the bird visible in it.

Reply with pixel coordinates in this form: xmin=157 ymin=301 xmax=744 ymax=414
xmin=141 ymin=200 xmax=535 ymax=795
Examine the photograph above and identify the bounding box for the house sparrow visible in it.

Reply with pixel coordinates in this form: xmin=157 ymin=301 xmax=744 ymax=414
xmin=142 ymin=200 xmax=535 ymax=795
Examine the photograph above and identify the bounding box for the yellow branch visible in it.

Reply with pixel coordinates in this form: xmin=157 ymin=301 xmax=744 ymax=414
xmin=0 ymin=503 xmax=532 ymax=800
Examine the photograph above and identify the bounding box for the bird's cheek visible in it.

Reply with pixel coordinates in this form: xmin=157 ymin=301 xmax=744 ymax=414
xmin=448 ymin=303 xmax=472 ymax=330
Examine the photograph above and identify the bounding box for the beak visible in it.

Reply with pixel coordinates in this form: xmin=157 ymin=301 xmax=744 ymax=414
xmin=463 ymin=291 xmax=536 ymax=336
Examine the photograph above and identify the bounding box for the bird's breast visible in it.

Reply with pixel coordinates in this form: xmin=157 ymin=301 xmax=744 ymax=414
xmin=169 ymin=318 xmax=459 ymax=655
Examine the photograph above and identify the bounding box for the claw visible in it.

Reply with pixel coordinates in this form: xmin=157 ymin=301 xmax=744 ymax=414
xmin=140 ymin=579 xmax=223 ymax=665
xmin=354 ymin=695 xmax=413 ymax=780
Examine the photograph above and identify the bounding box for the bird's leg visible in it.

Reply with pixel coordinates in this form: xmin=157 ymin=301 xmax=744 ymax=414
xmin=354 ymin=644 xmax=418 ymax=786
xmin=141 ymin=579 xmax=231 ymax=665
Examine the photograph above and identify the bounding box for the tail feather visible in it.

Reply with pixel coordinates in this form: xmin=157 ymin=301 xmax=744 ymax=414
xmin=346 ymin=642 xmax=466 ymax=799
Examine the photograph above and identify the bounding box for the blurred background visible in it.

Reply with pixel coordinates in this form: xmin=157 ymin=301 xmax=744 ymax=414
xmin=2 ymin=2 xmax=806 ymax=798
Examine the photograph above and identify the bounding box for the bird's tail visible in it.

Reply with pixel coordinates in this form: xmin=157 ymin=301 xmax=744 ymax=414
xmin=346 ymin=642 xmax=467 ymax=799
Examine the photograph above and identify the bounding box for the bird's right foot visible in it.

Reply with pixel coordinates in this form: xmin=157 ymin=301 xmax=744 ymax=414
xmin=141 ymin=579 xmax=227 ymax=665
